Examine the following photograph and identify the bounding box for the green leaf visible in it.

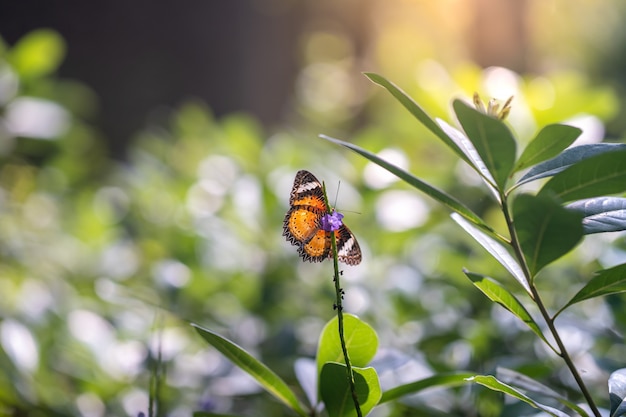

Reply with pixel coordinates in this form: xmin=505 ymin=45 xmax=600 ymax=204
xmin=453 ymin=99 xmax=517 ymax=190
xmin=192 ymin=324 xmax=309 ymax=417
xmin=437 ymin=118 xmax=499 ymax=198
xmin=320 ymin=134 xmax=495 ymax=236
xmin=539 ymin=148 xmax=626 ymax=202
xmin=566 ymin=197 xmax=626 ymax=234
xmin=464 ymin=271 xmax=555 ymax=351
xmin=379 ymin=372 xmax=474 ymax=403
xmin=516 ymin=143 xmax=626 ymax=188
xmin=8 ymin=29 xmax=66 ymax=78
xmin=609 ymin=368 xmax=626 ymax=417
xmin=363 ymin=72 xmax=471 ymax=166
xmin=496 ymin=367 xmax=590 ymax=417
xmin=513 ymin=194 xmax=583 ymax=276
xmin=317 ymin=314 xmax=378 ymax=375
xmin=451 ymin=213 xmax=529 ymax=295
xmin=556 ymin=263 xmax=626 ymax=318
xmin=320 ymin=363 xmax=381 ymax=417
xmin=496 ymin=367 xmax=560 ymax=397
xmin=513 ymin=124 xmax=581 ymax=173
xmin=467 ymin=375 xmax=570 ymax=417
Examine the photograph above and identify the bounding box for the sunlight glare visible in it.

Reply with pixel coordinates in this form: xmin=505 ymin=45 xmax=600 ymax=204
xmin=482 ymin=66 xmax=520 ymax=99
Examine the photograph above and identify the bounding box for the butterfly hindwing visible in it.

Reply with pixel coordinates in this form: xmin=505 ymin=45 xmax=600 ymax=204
xmin=299 ymin=229 xmax=331 ymax=262
xmin=336 ymin=224 xmax=362 ymax=266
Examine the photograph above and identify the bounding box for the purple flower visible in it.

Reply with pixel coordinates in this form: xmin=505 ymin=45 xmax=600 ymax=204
xmin=321 ymin=211 xmax=344 ymax=232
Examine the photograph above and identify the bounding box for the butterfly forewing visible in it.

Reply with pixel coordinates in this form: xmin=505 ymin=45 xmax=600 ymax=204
xmin=284 ymin=206 xmax=324 ymax=244
xmin=289 ymin=170 xmax=325 ymax=207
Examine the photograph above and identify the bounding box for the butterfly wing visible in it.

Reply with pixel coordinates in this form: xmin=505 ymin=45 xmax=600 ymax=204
xmin=335 ymin=224 xmax=362 ymax=265
xmin=289 ymin=170 xmax=326 ymax=207
xmin=283 ymin=170 xmax=328 ymax=247
xmin=283 ymin=205 xmax=325 ymax=246
xmin=298 ymin=229 xmax=332 ymax=263
xmin=283 ymin=170 xmax=361 ymax=265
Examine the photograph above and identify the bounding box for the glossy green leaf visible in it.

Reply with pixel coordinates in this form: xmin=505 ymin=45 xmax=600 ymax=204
xmin=556 ymin=263 xmax=626 ymax=318
xmin=320 ymin=363 xmax=381 ymax=417
xmin=320 ymin=134 xmax=495 ymax=236
xmin=453 ymin=99 xmax=517 ymax=189
xmin=317 ymin=314 xmax=378 ymax=375
xmin=379 ymin=372 xmax=474 ymax=403
xmin=437 ymin=118 xmax=499 ymax=198
xmin=566 ymin=197 xmax=626 ymax=234
xmin=192 ymin=324 xmax=309 ymax=417
xmin=9 ymin=29 xmax=66 ymax=78
xmin=538 ymin=148 xmax=626 ymax=202
xmin=496 ymin=367 xmax=590 ymax=417
xmin=609 ymin=368 xmax=626 ymax=417
xmin=364 ymin=72 xmax=471 ymax=166
xmin=452 ymin=213 xmax=529 ymax=295
xmin=515 ymin=143 xmax=626 ymax=188
xmin=513 ymin=194 xmax=583 ymax=276
xmin=467 ymin=375 xmax=570 ymax=417
xmin=495 ymin=367 xmax=559 ymax=397
xmin=464 ymin=271 xmax=554 ymax=351
xmin=513 ymin=124 xmax=581 ymax=173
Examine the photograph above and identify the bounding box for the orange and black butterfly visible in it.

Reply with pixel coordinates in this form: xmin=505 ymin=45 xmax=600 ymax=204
xmin=283 ymin=170 xmax=362 ymax=265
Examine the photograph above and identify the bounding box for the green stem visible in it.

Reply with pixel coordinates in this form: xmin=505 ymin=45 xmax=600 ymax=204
xmin=501 ymin=197 xmax=601 ymax=417
xmin=322 ymin=182 xmax=362 ymax=417
xmin=331 ymin=232 xmax=362 ymax=417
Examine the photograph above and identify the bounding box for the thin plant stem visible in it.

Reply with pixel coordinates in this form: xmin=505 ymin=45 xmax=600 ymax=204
xmin=323 ymin=182 xmax=362 ymax=417
xmin=501 ymin=196 xmax=601 ymax=417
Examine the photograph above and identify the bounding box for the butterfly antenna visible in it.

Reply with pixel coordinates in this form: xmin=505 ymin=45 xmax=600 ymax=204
xmin=334 ymin=180 xmax=362 ymax=215
xmin=333 ymin=181 xmax=341 ymax=210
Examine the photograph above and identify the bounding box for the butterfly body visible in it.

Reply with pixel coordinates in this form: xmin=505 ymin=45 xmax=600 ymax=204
xmin=283 ymin=170 xmax=362 ymax=265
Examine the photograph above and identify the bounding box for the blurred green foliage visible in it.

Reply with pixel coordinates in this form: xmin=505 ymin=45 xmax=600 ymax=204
xmin=0 ymin=27 xmax=625 ymax=417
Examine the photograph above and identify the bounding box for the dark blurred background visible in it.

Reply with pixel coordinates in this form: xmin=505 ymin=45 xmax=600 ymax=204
xmin=0 ymin=0 xmax=305 ymax=157
xmin=7 ymin=0 xmax=617 ymax=158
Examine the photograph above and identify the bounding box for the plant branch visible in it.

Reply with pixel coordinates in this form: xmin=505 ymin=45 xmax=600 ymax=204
xmin=501 ymin=196 xmax=600 ymax=417
xmin=323 ymin=182 xmax=362 ymax=417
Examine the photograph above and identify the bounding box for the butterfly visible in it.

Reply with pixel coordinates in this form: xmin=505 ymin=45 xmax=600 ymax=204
xmin=283 ymin=170 xmax=362 ymax=265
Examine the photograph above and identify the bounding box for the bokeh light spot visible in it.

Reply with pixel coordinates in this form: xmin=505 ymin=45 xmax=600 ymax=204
xmin=376 ymin=190 xmax=429 ymax=232
xmin=5 ymin=97 xmax=69 ymax=139
xmin=363 ymin=148 xmax=409 ymax=189
xmin=0 ymin=319 xmax=39 ymax=372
